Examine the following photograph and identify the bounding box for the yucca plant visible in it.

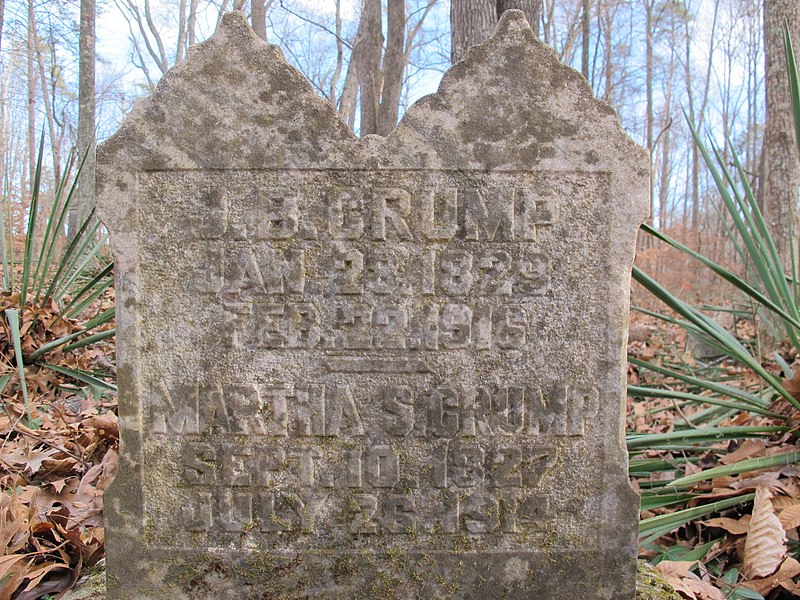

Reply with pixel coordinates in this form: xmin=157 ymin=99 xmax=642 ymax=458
xmin=1 ymin=138 xmax=116 ymax=425
xmin=629 ymin=23 xmax=800 ymax=594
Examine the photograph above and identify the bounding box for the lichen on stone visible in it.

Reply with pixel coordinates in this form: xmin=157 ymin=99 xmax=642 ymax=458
xmin=635 ymin=560 xmax=682 ymax=600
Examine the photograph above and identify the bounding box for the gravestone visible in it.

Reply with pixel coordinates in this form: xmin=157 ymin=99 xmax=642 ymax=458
xmin=97 ymin=10 xmax=648 ymax=600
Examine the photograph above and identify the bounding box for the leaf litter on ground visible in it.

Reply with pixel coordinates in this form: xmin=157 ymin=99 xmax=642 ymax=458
xmin=629 ymin=311 xmax=800 ymax=598
xmin=0 ymin=284 xmax=116 ymax=599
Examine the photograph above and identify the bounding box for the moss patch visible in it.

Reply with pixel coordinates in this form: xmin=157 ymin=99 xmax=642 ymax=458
xmin=62 ymin=559 xmax=683 ymax=599
xmin=636 ymin=560 xmax=682 ymax=600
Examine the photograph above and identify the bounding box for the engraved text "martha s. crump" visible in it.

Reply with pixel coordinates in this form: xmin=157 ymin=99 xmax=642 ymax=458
xmin=149 ymin=381 xmax=599 ymax=438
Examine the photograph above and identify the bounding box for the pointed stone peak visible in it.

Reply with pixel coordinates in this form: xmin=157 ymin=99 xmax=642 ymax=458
xmin=218 ymin=10 xmax=257 ymax=35
xmin=493 ymin=8 xmax=535 ymax=41
xmin=391 ymin=6 xmax=644 ymax=181
xmin=98 ymin=11 xmax=357 ymax=174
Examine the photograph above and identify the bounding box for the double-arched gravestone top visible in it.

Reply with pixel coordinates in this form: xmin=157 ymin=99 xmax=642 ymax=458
xmin=97 ymin=10 xmax=648 ymax=599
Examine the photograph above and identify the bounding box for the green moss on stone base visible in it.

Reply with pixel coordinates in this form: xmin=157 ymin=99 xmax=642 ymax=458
xmin=636 ymin=560 xmax=682 ymax=600
xmin=62 ymin=559 xmax=682 ymax=600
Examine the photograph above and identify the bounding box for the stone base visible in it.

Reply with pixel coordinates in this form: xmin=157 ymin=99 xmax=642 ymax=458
xmin=636 ymin=561 xmax=682 ymax=600
xmin=63 ymin=560 xmax=680 ymax=600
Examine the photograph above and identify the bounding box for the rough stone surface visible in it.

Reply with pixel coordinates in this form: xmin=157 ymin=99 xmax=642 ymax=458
xmin=63 ymin=561 xmax=682 ymax=599
xmin=97 ymin=10 xmax=649 ymax=599
xmin=62 ymin=562 xmax=106 ymax=600
xmin=635 ymin=561 xmax=683 ymax=600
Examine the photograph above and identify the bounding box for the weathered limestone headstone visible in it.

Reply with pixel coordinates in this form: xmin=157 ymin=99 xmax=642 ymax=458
xmin=97 ymin=10 xmax=648 ymax=599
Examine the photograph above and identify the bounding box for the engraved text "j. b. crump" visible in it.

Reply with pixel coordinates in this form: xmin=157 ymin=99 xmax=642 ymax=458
xmin=189 ymin=181 xmax=557 ymax=242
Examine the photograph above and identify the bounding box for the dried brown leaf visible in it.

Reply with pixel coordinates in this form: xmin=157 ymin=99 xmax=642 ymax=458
xmin=0 ymin=555 xmax=31 ymax=600
xmin=0 ymin=553 xmax=28 ymax=585
xmin=771 ymin=496 xmax=800 ymax=510
xmin=84 ymin=413 xmax=118 ymax=440
xmin=680 ymin=579 xmax=725 ymax=600
xmin=657 ymin=562 xmax=725 ymax=600
xmin=19 ymin=561 xmax=67 ymax=592
xmin=731 ymin=472 xmax=788 ymax=493
xmin=702 ymin=515 xmax=751 ymax=535
xmin=780 ymin=577 xmax=800 ymax=593
xmin=741 ymin=556 xmax=800 ymax=595
xmin=662 ymin=577 xmax=697 ymax=600
xmin=47 ymin=479 xmax=68 ymax=494
xmin=743 ymin=486 xmax=787 ymax=579
xmin=1 ymin=446 xmax=60 ymax=476
xmin=719 ymin=440 xmax=767 ymax=465
xmin=656 ymin=560 xmax=698 ymax=578
xmin=778 ymin=503 xmax=800 ymax=531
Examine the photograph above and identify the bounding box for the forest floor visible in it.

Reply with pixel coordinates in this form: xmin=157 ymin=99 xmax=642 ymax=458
xmin=0 ymin=300 xmax=798 ymax=599
xmin=627 ymin=309 xmax=800 ymax=599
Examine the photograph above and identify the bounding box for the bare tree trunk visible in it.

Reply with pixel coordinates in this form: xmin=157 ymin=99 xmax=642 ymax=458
xmin=354 ymin=0 xmax=382 ymax=136
xmin=336 ymin=0 xmax=436 ymax=135
xmin=601 ymin=3 xmax=613 ymax=102
xmin=339 ymin=67 xmax=359 ymax=129
xmin=70 ymin=0 xmax=96 ymax=237
xmin=0 ymin=0 xmax=5 ymax=54
xmin=377 ymin=0 xmax=405 ymax=135
xmin=746 ymin=1 xmax=762 ymax=182
xmin=683 ymin=20 xmax=699 ymax=235
xmin=644 ymin=0 xmax=653 ymax=227
xmin=450 ymin=0 xmax=495 ymax=63
xmin=338 ymin=0 xmax=363 ymax=131
xmin=329 ymin=0 xmax=344 ymax=104
xmin=658 ymin=124 xmax=671 ymax=229
xmin=33 ymin=21 xmax=61 ymax=191
xmin=452 ymin=0 xmax=543 ymax=65
xmin=684 ymin=1 xmax=718 ymax=239
xmin=175 ymin=0 xmax=187 ymax=63
xmin=26 ymin=0 xmax=36 ymax=209
xmin=762 ymin=0 xmax=800 ymax=269
xmin=657 ymin=36 xmax=675 ymax=231
xmin=252 ymin=0 xmax=272 ymax=41
xmin=187 ymin=0 xmax=198 ymax=47
xmin=0 ymin=14 xmax=5 ymax=221
xmin=143 ymin=0 xmax=169 ymax=73
xmin=542 ymin=0 xmax=555 ymax=45
xmin=581 ymin=0 xmax=590 ymax=78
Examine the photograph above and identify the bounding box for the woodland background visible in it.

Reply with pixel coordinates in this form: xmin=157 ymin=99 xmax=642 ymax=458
xmin=1 ymin=0 xmax=793 ymax=280
xmin=1 ymin=1 xmax=800 ymax=599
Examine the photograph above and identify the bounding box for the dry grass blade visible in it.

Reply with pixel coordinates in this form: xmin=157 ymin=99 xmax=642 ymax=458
xmin=743 ymin=486 xmax=786 ymax=579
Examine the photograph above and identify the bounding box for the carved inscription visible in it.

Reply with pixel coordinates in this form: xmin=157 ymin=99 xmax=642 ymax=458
xmin=150 ymin=382 xmax=599 ymax=438
xmin=153 ymin=379 xmax=599 ymax=543
xmin=202 ymin=246 xmax=550 ymax=300
xmin=179 ymin=487 xmax=554 ymax=536
xmin=176 ymin=439 xmax=558 ymax=535
xmin=173 ymin=175 xmax=558 ymax=244
xmin=212 ymin=300 xmax=539 ymax=351
xmin=180 ymin=441 xmax=559 ymax=490
xmin=138 ymin=169 xmax=611 ymax=548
